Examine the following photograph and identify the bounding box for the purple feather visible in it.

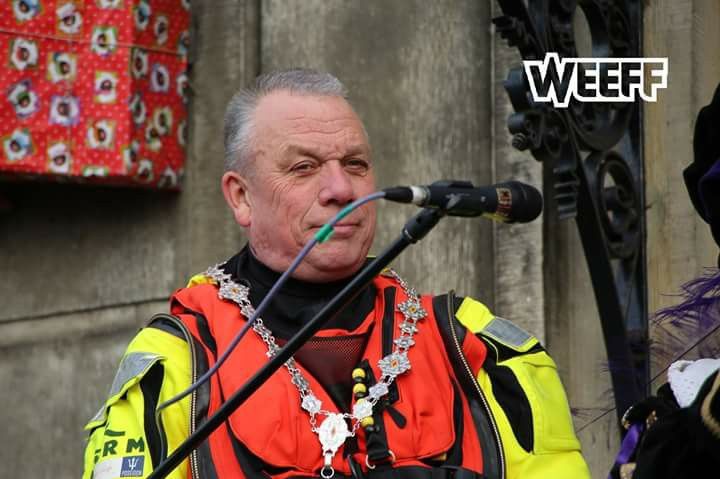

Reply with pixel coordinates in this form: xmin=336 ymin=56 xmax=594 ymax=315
xmin=654 ymin=268 xmax=720 ymax=330
xmin=651 ymin=268 xmax=720 ymax=378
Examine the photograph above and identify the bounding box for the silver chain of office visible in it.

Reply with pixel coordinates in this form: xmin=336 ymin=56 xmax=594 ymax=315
xmin=205 ymin=264 xmax=427 ymax=478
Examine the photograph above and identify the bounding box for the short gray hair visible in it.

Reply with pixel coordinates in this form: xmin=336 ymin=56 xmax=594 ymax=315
xmin=223 ymin=68 xmax=350 ymax=174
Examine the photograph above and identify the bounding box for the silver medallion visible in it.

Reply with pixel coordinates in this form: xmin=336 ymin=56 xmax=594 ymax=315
xmin=317 ymin=413 xmax=350 ymax=454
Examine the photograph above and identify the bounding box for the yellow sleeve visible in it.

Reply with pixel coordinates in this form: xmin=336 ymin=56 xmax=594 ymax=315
xmin=456 ymin=297 xmax=591 ymax=479
xmin=82 ymin=327 xmax=192 ymax=479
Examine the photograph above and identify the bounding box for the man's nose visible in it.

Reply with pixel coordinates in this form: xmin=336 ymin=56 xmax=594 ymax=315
xmin=317 ymin=160 xmax=355 ymax=206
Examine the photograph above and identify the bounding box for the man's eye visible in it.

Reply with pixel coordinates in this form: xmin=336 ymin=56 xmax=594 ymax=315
xmin=345 ymin=159 xmax=370 ymax=172
xmin=292 ymin=162 xmax=316 ymax=173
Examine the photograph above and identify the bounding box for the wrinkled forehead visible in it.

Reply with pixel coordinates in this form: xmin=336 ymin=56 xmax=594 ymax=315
xmin=253 ymin=91 xmax=370 ymax=151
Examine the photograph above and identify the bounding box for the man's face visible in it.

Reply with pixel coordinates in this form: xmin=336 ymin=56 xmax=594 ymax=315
xmin=226 ymin=90 xmax=377 ymax=282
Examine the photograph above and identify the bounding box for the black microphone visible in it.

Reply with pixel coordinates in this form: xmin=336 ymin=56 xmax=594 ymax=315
xmin=382 ymin=180 xmax=543 ymax=223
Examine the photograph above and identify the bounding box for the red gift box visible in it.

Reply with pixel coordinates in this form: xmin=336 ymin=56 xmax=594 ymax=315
xmin=0 ymin=0 xmax=190 ymax=189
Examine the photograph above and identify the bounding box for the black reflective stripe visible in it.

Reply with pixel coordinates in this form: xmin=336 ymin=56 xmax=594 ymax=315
xmin=139 ymin=363 xmax=166 ymax=469
xmin=477 ymin=340 xmax=533 ymax=452
xmin=480 ymin=337 xmax=544 ymax=363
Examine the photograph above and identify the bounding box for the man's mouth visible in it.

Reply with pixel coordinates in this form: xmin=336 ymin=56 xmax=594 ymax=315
xmin=311 ymin=221 xmax=361 ymax=238
xmin=329 ymin=222 xmax=359 ymax=238
xmin=334 ymin=221 xmax=358 ymax=229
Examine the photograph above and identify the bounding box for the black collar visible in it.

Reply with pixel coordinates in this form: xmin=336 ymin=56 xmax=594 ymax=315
xmin=221 ymin=246 xmax=376 ymax=339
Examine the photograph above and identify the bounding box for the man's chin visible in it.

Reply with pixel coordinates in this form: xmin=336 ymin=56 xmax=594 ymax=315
xmin=298 ymin=245 xmax=369 ymax=282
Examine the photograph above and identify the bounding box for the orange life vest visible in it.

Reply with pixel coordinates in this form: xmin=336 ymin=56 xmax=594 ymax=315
xmin=170 ymin=274 xmax=488 ymax=479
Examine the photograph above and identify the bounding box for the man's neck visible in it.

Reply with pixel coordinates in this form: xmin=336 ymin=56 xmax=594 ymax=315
xmin=221 ymin=246 xmax=376 ymax=339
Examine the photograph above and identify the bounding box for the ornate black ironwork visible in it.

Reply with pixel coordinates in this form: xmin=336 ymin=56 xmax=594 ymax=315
xmin=493 ymin=0 xmax=647 ymax=426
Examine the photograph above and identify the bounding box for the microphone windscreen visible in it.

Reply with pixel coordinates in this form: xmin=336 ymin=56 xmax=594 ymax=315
xmin=508 ymin=181 xmax=543 ymax=223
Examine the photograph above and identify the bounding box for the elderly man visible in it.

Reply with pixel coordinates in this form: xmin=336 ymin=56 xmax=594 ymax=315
xmin=82 ymin=69 xmax=590 ymax=479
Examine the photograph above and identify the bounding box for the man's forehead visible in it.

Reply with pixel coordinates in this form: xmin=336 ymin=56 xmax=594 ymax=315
xmin=253 ymin=90 xmax=369 ymax=151
xmin=284 ymin=139 xmax=369 ymax=158
xmin=255 ymin=91 xmax=362 ymax=130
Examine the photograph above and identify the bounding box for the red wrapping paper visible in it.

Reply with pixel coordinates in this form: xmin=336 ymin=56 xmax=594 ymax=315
xmin=0 ymin=0 xmax=190 ymax=189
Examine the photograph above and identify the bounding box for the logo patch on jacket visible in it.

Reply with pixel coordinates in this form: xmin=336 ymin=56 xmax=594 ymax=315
xmin=121 ymin=456 xmax=144 ymax=477
xmin=93 ymin=455 xmax=144 ymax=479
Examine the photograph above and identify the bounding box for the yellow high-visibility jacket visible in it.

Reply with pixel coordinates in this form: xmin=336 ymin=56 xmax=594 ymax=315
xmin=83 ymin=277 xmax=590 ymax=479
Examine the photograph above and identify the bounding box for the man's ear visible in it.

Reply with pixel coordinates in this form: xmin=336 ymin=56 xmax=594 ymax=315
xmin=221 ymin=171 xmax=252 ymax=227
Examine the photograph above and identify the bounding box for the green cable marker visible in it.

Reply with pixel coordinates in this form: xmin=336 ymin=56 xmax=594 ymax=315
xmin=314 ymin=204 xmax=355 ymax=243
xmin=315 ymin=224 xmax=334 ymax=243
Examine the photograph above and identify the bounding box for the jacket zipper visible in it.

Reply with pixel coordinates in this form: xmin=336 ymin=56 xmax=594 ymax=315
xmin=155 ymin=314 xmax=201 ymax=479
xmin=445 ymin=294 xmax=505 ymax=479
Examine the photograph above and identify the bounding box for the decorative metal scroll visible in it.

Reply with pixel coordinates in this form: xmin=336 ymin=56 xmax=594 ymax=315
xmin=493 ymin=0 xmax=647 ymax=425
